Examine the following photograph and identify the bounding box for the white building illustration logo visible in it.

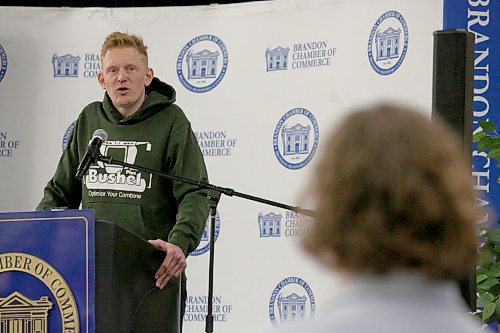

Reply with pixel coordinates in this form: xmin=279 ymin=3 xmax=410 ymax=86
xmin=176 ymin=35 xmax=228 ymax=93
xmin=0 ymin=253 xmax=80 ymax=333
xmin=273 ymin=108 xmax=319 ymax=170
xmin=52 ymin=53 xmax=103 ymax=79
xmin=268 ymin=277 xmax=315 ymax=326
xmin=52 ymin=54 xmax=81 ymax=78
xmin=376 ymin=27 xmax=401 ymax=61
xmin=282 ymin=124 xmax=311 ymax=156
xmin=187 ymin=49 xmax=219 ymax=79
xmin=258 ymin=212 xmax=282 ymax=237
xmin=258 ymin=210 xmax=313 ymax=238
xmin=265 ymin=41 xmax=336 ymax=72
xmin=265 ymin=47 xmax=290 ymax=71
xmin=368 ymin=10 xmax=409 ymax=75
xmin=0 ymin=292 xmax=53 ymax=333
xmin=278 ymin=293 xmax=307 ymax=321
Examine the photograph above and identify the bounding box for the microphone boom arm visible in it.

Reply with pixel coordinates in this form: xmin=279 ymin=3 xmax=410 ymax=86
xmin=97 ymin=154 xmax=315 ymax=217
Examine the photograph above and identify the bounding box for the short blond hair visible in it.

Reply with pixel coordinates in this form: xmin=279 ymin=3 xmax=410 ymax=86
xmin=303 ymin=103 xmax=480 ymax=280
xmin=100 ymin=31 xmax=148 ymax=66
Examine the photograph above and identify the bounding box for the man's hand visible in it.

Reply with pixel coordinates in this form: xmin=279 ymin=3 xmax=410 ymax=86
xmin=148 ymin=239 xmax=187 ymax=289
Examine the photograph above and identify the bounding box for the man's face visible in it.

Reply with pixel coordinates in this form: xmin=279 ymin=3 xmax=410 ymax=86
xmin=98 ymin=47 xmax=153 ymax=117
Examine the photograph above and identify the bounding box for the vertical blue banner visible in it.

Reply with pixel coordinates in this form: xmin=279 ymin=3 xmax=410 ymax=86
xmin=444 ymin=0 xmax=500 ymax=226
xmin=0 ymin=210 xmax=95 ymax=333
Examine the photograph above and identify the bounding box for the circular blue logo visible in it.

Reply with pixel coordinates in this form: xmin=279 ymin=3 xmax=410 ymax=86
xmin=268 ymin=276 xmax=316 ymax=326
xmin=368 ymin=10 xmax=409 ymax=75
xmin=190 ymin=212 xmax=221 ymax=256
xmin=176 ymin=35 xmax=228 ymax=93
xmin=0 ymin=43 xmax=8 ymax=82
xmin=273 ymin=108 xmax=319 ymax=170
xmin=62 ymin=120 xmax=77 ymax=151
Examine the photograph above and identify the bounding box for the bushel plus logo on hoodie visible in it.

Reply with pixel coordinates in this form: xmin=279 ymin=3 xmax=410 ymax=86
xmin=85 ymin=140 xmax=152 ymax=195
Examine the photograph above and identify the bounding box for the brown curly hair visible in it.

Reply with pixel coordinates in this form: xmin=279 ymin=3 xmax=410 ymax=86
xmin=303 ymin=103 xmax=480 ymax=280
xmin=100 ymin=31 xmax=149 ymax=66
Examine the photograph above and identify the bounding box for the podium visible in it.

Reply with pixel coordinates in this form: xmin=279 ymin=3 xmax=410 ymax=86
xmin=0 ymin=210 xmax=180 ymax=333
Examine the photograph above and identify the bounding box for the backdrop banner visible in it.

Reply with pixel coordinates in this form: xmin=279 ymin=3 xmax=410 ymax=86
xmin=443 ymin=0 xmax=500 ymax=230
xmin=2 ymin=1 xmax=493 ymax=333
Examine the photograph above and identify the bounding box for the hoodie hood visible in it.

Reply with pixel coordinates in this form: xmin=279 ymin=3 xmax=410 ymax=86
xmin=103 ymin=77 xmax=177 ymax=124
xmin=146 ymin=77 xmax=176 ymax=101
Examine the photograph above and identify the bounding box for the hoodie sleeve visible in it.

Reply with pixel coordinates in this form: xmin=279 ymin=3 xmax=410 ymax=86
xmin=165 ymin=119 xmax=210 ymax=255
xmin=36 ymin=121 xmax=82 ymax=210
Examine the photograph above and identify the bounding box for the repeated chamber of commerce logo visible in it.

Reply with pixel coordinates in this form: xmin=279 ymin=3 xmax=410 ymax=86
xmin=190 ymin=212 xmax=221 ymax=256
xmin=0 ymin=42 xmax=7 ymax=82
xmin=52 ymin=53 xmax=101 ymax=78
xmin=273 ymin=108 xmax=319 ymax=170
xmin=195 ymin=129 xmax=238 ymax=157
xmin=268 ymin=276 xmax=315 ymax=326
xmin=184 ymin=295 xmax=233 ymax=323
xmin=0 ymin=131 xmax=20 ymax=158
xmin=176 ymin=35 xmax=228 ymax=93
xmin=258 ymin=210 xmax=312 ymax=238
xmin=52 ymin=54 xmax=81 ymax=77
xmin=0 ymin=253 xmax=79 ymax=333
xmin=266 ymin=40 xmax=336 ymax=72
xmin=368 ymin=10 xmax=409 ymax=75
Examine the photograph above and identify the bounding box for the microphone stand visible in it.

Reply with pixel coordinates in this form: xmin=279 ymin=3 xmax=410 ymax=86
xmin=95 ymin=154 xmax=315 ymax=333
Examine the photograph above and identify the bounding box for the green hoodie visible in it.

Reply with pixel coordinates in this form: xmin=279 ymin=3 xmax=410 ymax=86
xmin=37 ymin=77 xmax=209 ymax=255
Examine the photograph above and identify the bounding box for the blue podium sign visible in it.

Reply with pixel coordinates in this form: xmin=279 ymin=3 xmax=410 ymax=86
xmin=0 ymin=210 xmax=95 ymax=333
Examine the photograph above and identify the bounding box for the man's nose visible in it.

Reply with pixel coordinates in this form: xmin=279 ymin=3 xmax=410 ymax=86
xmin=116 ymin=68 xmax=128 ymax=82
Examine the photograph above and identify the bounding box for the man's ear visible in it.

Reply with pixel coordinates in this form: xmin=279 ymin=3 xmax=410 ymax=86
xmin=145 ymin=68 xmax=154 ymax=87
xmin=98 ymin=72 xmax=106 ymax=89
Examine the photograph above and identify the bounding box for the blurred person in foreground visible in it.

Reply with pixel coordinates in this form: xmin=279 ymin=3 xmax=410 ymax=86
xmin=272 ymin=103 xmax=486 ymax=333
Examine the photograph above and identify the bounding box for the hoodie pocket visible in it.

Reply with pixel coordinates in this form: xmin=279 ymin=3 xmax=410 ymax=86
xmin=88 ymin=202 xmax=152 ymax=240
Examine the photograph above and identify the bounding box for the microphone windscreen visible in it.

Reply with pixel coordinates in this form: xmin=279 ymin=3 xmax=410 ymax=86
xmin=92 ymin=129 xmax=108 ymax=143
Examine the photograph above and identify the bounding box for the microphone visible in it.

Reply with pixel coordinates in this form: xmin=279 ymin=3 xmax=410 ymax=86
xmin=75 ymin=129 xmax=108 ymax=181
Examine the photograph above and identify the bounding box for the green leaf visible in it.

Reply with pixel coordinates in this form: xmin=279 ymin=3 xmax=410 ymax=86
xmin=478 ymin=274 xmax=489 ymax=283
xmin=480 ymin=121 xmax=497 ymax=133
xmin=487 ymin=229 xmax=500 ymax=242
xmin=481 ymin=136 xmax=497 ymax=148
xmin=474 ymin=131 xmax=487 ymax=142
xmin=482 ymin=303 xmax=496 ymax=321
xmin=487 ymin=148 xmax=500 ymax=160
xmin=479 ymin=277 xmax=500 ymax=290
xmin=490 ymin=266 xmax=500 ymax=277
xmin=495 ymin=298 xmax=500 ymax=318
xmin=478 ymin=140 xmax=487 ymax=153
xmin=489 ymin=284 xmax=500 ymax=299
xmin=478 ymin=137 xmax=498 ymax=153
xmin=478 ymin=293 xmax=495 ymax=307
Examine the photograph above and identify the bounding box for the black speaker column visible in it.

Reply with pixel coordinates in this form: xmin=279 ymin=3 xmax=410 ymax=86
xmin=431 ymin=29 xmax=476 ymax=311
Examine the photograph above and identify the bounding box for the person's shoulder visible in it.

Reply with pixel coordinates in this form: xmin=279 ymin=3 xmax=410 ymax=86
xmin=81 ymin=100 xmax=103 ymax=114
xmin=157 ymin=102 xmax=191 ymax=125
